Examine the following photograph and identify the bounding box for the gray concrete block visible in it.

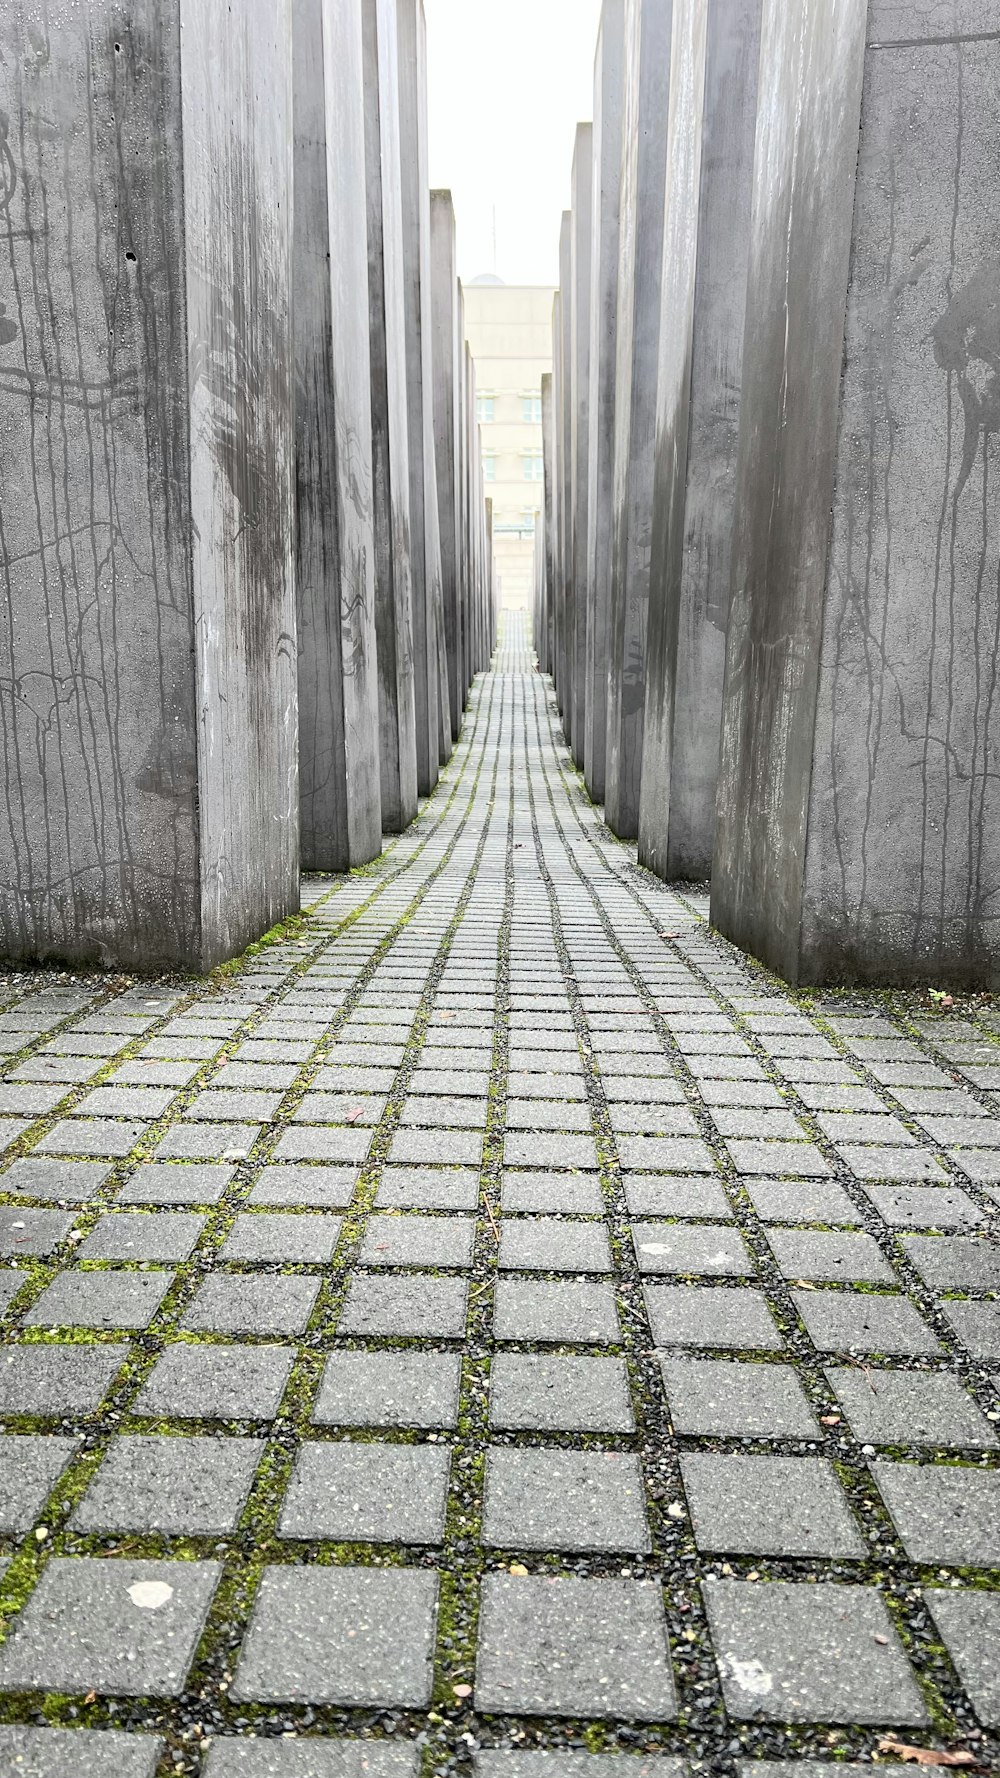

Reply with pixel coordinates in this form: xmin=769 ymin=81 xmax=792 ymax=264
xmin=135 ymin=1344 xmax=294 ymax=1420
xmin=364 ymin=0 xmax=419 ymax=832
xmin=0 ymin=1435 xmax=78 ymax=1534
xmin=279 ymin=1440 xmax=450 ymax=1543
xmin=872 ymin=1461 xmax=1000 ymax=1567
xmin=703 ymin=1578 xmax=927 ymax=1723
xmin=431 ymin=192 xmax=463 ymax=741
xmin=0 ymin=1557 xmax=221 ymax=1697
xmin=231 ymin=1565 xmax=437 ymax=1705
xmin=205 ymin=1743 xmax=418 ymax=1778
xmin=584 ymin=0 xmax=626 ymax=797
xmin=923 ymin=1589 xmax=1000 ymax=1727
xmin=639 ymin=0 xmax=763 ymax=880
xmin=825 ymin=1366 xmax=996 ymax=1449
xmin=483 ymin=1447 xmax=650 ymax=1553
xmin=569 ymin=126 xmax=594 ymax=768
xmin=475 ymin=1575 xmax=675 ymax=1719
xmin=295 ymin=0 xmax=381 ymax=871
xmin=0 ymin=1728 xmax=162 ymax=1778
xmin=0 ymin=0 xmax=297 ymax=972
xmin=72 ymin=1435 xmax=262 ymax=1534
xmin=313 ymin=1351 xmax=461 ymax=1427
xmin=490 ymin=1353 xmax=633 ymax=1433
xmin=396 ymin=0 xmax=441 ymax=793
xmin=681 ymin=1453 xmax=864 ymax=1558
xmin=713 ymin=1 xmax=1000 ymax=986
xmin=604 ymin=0 xmax=672 ymax=839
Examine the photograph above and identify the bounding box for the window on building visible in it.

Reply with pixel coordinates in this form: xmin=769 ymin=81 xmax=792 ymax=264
xmin=521 ymin=394 xmax=543 ymax=423
xmin=476 ymin=395 xmax=495 ymax=423
xmin=522 ymin=451 xmax=543 ymax=481
xmin=483 ymin=454 xmax=496 ymax=482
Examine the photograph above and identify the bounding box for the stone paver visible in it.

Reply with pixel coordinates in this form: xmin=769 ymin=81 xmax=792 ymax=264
xmin=1 ymin=616 xmax=998 ymax=1767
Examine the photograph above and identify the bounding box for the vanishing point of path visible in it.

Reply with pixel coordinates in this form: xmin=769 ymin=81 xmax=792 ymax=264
xmin=0 ymin=612 xmax=997 ymax=1776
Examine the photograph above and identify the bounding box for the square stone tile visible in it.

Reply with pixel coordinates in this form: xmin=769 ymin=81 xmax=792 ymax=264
xmin=0 ymin=1271 xmax=27 ymax=1313
xmin=358 ymin=1215 xmax=475 ymax=1268
xmin=644 ymin=1286 xmax=783 ymax=1351
xmin=900 ymin=1234 xmax=1000 ymax=1292
xmin=248 ymin=1165 xmax=357 ymax=1208
xmin=475 ymin=1575 xmax=675 ymax=1719
xmin=923 ymin=1590 xmax=1000 ymax=1726
xmin=501 ymin=1172 xmax=603 ymax=1213
xmin=764 ymin=1229 xmax=896 ymax=1284
xmin=623 ymin=1177 xmax=732 ymax=1219
xmin=484 ymin=1448 xmax=650 ymax=1552
xmin=0 ymin=1557 xmax=221 ymax=1697
xmin=681 ymin=1454 xmax=863 ymax=1557
xmin=702 ymin=1578 xmax=926 ymax=1723
xmin=825 ymin=1368 xmax=996 ymax=1448
xmin=119 ymin=1162 xmax=236 ymax=1205
xmin=388 ymin=1130 xmax=481 ymax=1165
xmin=0 ymin=1344 xmax=129 ymax=1416
xmin=79 ymin=1087 xmax=176 ymax=1119
xmin=36 ymin=1121 xmax=146 ymax=1159
xmin=1 ymin=1158 xmax=109 ymax=1203
xmin=507 ymin=1100 xmax=593 ymax=1132
xmin=279 ymin=1441 xmax=450 ymax=1544
xmin=837 ymin=1146 xmax=948 ymax=1183
xmin=632 ymin=1224 xmax=753 ymax=1278
xmin=313 ymin=1351 xmax=461 ymax=1428
xmin=744 ymin=1179 xmax=861 ymax=1226
xmin=72 ymin=1434 xmax=261 ymax=1533
xmin=493 ymin=1279 xmax=620 ymax=1344
xmin=941 ymin=1300 xmax=1000 ymax=1359
xmin=0 ymin=1434 xmax=79 ymax=1532
xmin=25 ymin=1271 xmax=172 ymax=1330
xmin=871 ymin=1461 xmax=1000 ymax=1566
xmin=793 ymin=1290 xmax=941 ymax=1356
xmin=0 ymin=1209 xmax=74 ymax=1257
xmin=863 ymin=1185 xmax=986 ymax=1230
xmin=710 ymin=1110 xmax=806 ymax=1142
xmin=338 ymin=1274 xmax=468 ymax=1338
xmin=617 ymin=1137 xmax=715 ymax=1173
xmin=659 ymin=1359 xmax=818 ymax=1439
xmin=504 ymin=1134 xmax=598 ymax=1169
xmin=0 ymin=1726 xmax=163 ymax=1776
xmin=221 ymin=1214 xmax=341 ymax=1263
xmin=78 ymin=1212 xmax=204 ymax=1262
xmin=134 ymin=1345 xmax=294 ymax=1420
xmin=231 ymin=1566 xmax=437 ymax=1705
xmin=726 ymin=1141 xmax=831 ymax=1179
xmin=950 ymin=1147 xmax=1000 ymax=1183
xmin=374 ymin=1168 xmax=479 ymax=1211
xmin=180 ymin=1276 xmax=319 ymax=1336
xmin=274 ymin=1128 xmax=371 ymax=1164
xmin=499 ymin=1218 xmax=612 ymax=1274
xmin=489 ymin=1353 xmax=632 ymax=1432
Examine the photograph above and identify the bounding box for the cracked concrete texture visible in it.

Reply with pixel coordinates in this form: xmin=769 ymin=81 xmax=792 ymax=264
xmin=0 ymin=614 xmax=996 ymax=1775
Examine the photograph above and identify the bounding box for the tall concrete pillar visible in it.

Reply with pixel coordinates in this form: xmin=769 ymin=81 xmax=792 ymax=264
xmin=0 ymin=0 xmax=297 ymax=972
xmin=362 ymin=0 xmax=418 ymax=834
xmin=431 ymin=194 xmax=463 ymax=742
xmin=541 ymin=373 xmax=557 ymax=682
xmin=570 ymin=126 xmax=594 ymax=770
xmin=558 ymin=214 xmax=573 ymax=732
xmin=584 ymin=0 xmax=626 ymax=804
xmin=713 ymin=0 xmax=1000 ymax=987
xmin=638 ymin=0 xmax=763 ymax=880
xmin=604 ymin=0 xmax=672 ymax=839
xmin=396 ymin=0 xmax=440 ymax=794
xmin=296 ymin=0 xmax=381 ymax=873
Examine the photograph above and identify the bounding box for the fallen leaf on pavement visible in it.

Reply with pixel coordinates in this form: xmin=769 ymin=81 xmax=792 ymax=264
xmin=878 ymin=1741 xmax=977 ymax=1767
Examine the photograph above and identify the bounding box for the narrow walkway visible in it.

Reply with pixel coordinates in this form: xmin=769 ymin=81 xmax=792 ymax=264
xmin=0 ymin=612 xmax=997 ymax=1775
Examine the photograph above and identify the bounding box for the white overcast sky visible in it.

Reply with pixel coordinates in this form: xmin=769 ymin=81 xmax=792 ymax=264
xmin=425 ymin=0 xmax=604 ymax=288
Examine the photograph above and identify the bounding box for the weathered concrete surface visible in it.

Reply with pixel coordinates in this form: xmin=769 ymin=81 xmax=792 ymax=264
xmin=430 ymin=193 xmax=463 ymax=743
xmin=0 ymin=0 xmax=297 ymax=972
xmin=396 ymin=0 xmax=440 ymax=794
xmin=584 ymin=0 xmax=626 ymax=804
xmin=713 ymin=0 xmax=1000 ymax=987
xmin=295 ymin=0 xmax=382 ymax=873
xmin=541 ymin=373 xmax=556 ymax=680
xmin=604 ymin=0 xmax=672 ymax=840
xmin=557 ymin=215 xmax=573 ymax=736
xmin=363 ymin=0 xmax=418 ymax=834
xmin=638 ymin=0 xmax=762 ymax=881
xmin=570 ymin=125 xmax=594 ymax=771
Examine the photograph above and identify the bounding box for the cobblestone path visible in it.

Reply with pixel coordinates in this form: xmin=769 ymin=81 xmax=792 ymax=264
xmin=0 ymin=612 xmax=997 ymax=1777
